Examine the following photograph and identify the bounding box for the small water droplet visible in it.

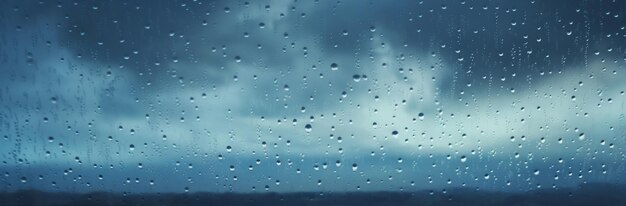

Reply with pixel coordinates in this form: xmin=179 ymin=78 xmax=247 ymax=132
xmin=330 ymin=63 xmax=338 ymax=71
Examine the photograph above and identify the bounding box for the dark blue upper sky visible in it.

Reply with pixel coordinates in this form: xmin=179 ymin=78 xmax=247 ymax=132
xmin=0 ymin=0 xmax=625 ymax=193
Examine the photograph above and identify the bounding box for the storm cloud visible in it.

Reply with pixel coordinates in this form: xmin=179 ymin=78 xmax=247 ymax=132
xmin=0 ymin=0 xmax=625 ymax=193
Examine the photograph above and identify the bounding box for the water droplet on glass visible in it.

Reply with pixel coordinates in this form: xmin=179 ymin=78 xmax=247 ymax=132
xmin=330 ymin=63 xmax=338 ymax=71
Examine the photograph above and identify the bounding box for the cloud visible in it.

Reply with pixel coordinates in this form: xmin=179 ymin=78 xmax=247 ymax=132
xmin=0 ymin=0 xmax=624 ymax=193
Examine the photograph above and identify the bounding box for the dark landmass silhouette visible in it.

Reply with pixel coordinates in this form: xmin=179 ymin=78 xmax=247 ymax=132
xmin=1 ymin=183 xmax=625 ymax=206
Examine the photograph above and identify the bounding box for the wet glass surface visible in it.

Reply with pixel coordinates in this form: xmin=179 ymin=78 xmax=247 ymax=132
xmin=1 ymin=0 xmax=625 ymax=205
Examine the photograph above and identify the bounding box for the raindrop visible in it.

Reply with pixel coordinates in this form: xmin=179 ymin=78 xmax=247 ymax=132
xmin=330 ymin=63 xmax=339 ymax=70
xmin=391 ymin=130 xmax=399 ymax=137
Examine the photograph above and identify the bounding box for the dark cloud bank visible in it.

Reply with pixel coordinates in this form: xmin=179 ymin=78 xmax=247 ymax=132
xmin=2 ymin=183 xmax=626 ymax=206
